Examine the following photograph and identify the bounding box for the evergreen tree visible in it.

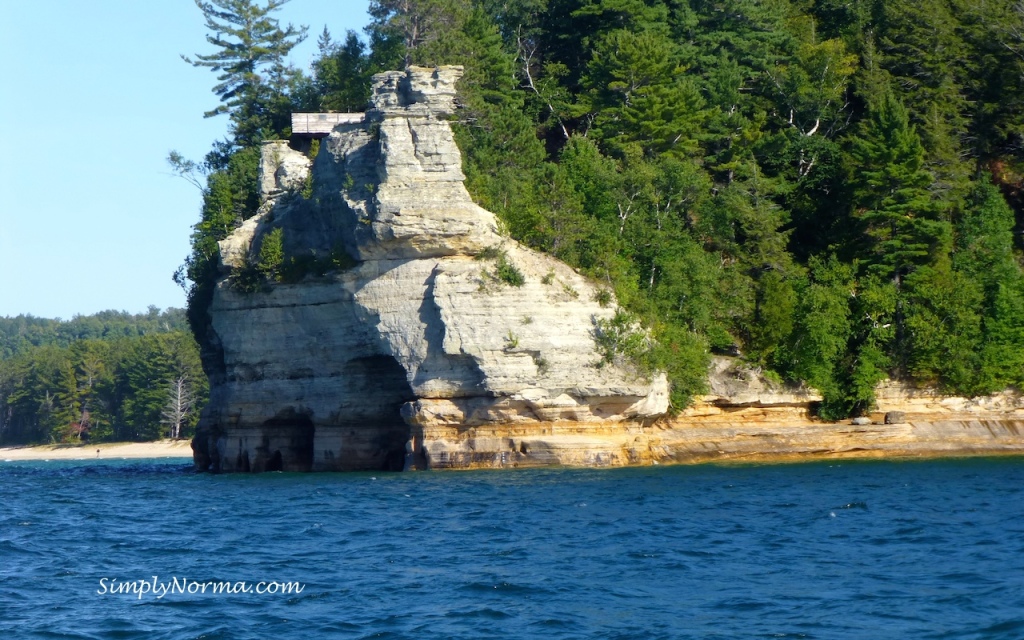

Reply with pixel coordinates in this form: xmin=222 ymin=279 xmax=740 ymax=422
xmin=847 ymin=92 xmax=948 ymax=283
xmin=952 ymin=0 xmax=1024 ymax=164
xmin=0 ymin=311 xmax=206 ymax=446
xmin=956 ymin=181 xmax=1024 ymax=392
xmin=833 ymin=276 xmax=898 ymax=417
xmin=306 ymin=28 xmax=375 ymax=112
xmin=875 ymin=0 xmax=973 ymax=213
xmin=583 ymin=29 xmax=706 ymax=157
xmin=537 ymin=0 xmax=669 ymax=93
xmin=183 ymin=0 xmax=308 ymax=149
xmin=785 ymin=255 xmax=855 ymax=414
xmin=902 ymin=265 xmax=983 ymax=389
xmin=369 ymin=0 xmax=471 ymax=66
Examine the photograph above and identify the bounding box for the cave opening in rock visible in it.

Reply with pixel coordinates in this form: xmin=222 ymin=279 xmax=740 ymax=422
xmin=266 ymin=450 xmax=284 ymax=472
xmin=341 ymin=354 xmax=416 ymax=471
xmin=261 ymin=411 xmax=315 ymax=472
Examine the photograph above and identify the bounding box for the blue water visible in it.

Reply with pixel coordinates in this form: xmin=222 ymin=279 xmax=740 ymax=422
xmin=1 ymin=458 xmax=1023 ymax=639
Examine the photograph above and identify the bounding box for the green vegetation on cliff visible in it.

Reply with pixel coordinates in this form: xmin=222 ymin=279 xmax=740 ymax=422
xmin=175 ymin=0 xmax=1024 ymax=417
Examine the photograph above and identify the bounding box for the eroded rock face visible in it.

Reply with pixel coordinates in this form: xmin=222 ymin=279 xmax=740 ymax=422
xmin=872 ymin=381 xmax=1024 ymax=419
xmin=192 ymin=66 xmax=668 ymax=472
xmin=703 ymin=356 xmax=821 ymax=407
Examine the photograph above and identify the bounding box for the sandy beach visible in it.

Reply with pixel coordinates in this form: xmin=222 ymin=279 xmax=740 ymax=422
xmin=0 ymin=440 xmax=194 ymax=461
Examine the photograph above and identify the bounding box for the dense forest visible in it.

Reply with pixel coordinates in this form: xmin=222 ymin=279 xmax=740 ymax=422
xmin=0 ymin=308 xmax=205 ymax=444
xmin=172 ymin=0 xmax=1024 ymax=419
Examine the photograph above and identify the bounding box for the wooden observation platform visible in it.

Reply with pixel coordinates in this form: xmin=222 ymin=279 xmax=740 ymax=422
xmin=291 ymin=113 xmax=365 ymax=137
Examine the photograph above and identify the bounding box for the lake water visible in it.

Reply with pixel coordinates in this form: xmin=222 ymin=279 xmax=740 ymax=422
xmin=1 ymin=457 xmax=1022 ymax=639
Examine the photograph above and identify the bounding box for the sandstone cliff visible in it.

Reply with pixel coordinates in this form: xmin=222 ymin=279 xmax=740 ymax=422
xmin=651 ymin=359 xmax=1024 ymax=465
xmin=192 ymin=67 xmax=668 ymax=472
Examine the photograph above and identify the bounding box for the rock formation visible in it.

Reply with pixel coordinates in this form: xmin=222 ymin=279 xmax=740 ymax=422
xmin=656 ymin=359 xmax=1024 ymax=463
xmin=192 ymin=66 xmax=1024 ymax=472
xmin=192 ymin=66 xmax=668 ymax=472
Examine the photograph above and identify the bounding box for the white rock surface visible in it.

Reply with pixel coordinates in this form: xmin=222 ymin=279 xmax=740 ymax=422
xmin=703 ymin=356 xmax=821 ymax=406
xmin=258 ymin=140 xmax=312 ymax=197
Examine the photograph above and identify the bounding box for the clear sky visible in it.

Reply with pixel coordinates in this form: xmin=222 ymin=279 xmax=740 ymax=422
xmin=0 ymin=0 xmax=371 ymax=319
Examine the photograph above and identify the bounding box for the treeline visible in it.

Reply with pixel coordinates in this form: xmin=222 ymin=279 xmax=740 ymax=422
xmin=177 ymin=0 xmax=1024 ymax=418
xmin=0 ymin=306 xmax=188 ymax=359
xmin=0 ymin=309 xmax=206 ymax=444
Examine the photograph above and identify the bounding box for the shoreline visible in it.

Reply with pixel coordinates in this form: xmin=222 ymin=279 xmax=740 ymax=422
xmin=0 ymin=440 xmax=193 ymax=461
xmin=4 ymin=420 xmax=1024 ymax=468
xmin=413 ymin=416 xmax=1024 ymax=471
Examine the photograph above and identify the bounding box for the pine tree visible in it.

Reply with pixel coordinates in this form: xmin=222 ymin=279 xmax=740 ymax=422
xmin=952 ymin=0 xmax=1024 ymax=162
xmin=368 ymin=0 xmax=471 ymax=66
xmin=183 ymin=0 xmax=307 ymax=148
xmin=847 ymin=92 xmax=948 ymax=284
xmin=786 ymin=255 xmax=855 ymax=412
xmin=582 ymin=29 xmax=706 ymax=157
xmin=875 ymin=0 xmax=973 ymax=214
xmin=537 ymin=0 xmax=669 ymax=92
xmin=308 ymin=29 xmax=374 ymax=112
xmin=956 ymin=181 xmax=1024 ymax=392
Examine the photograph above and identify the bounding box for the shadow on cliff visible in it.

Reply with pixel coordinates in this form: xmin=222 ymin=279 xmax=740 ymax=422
xmin=413 ymin=267 xmax=487 ymax=395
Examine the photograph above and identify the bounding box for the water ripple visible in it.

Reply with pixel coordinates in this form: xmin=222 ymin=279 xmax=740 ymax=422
xmin=1 ymin=458 xmax=1023 ymax=639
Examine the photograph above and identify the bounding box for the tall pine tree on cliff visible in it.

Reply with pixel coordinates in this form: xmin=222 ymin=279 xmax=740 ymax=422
xmin=174 ymin=0 xmax=307 ymax=345
xmin=182 ymin=0 xmax=307 ymax=152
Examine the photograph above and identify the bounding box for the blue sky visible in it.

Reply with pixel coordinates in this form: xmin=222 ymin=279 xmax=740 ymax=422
xmin=0 ymin=0 xmax=371 ymax=319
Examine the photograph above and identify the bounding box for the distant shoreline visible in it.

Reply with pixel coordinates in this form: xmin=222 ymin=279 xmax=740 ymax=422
xmin=0 ymin=440 xmax=193 ymax=461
